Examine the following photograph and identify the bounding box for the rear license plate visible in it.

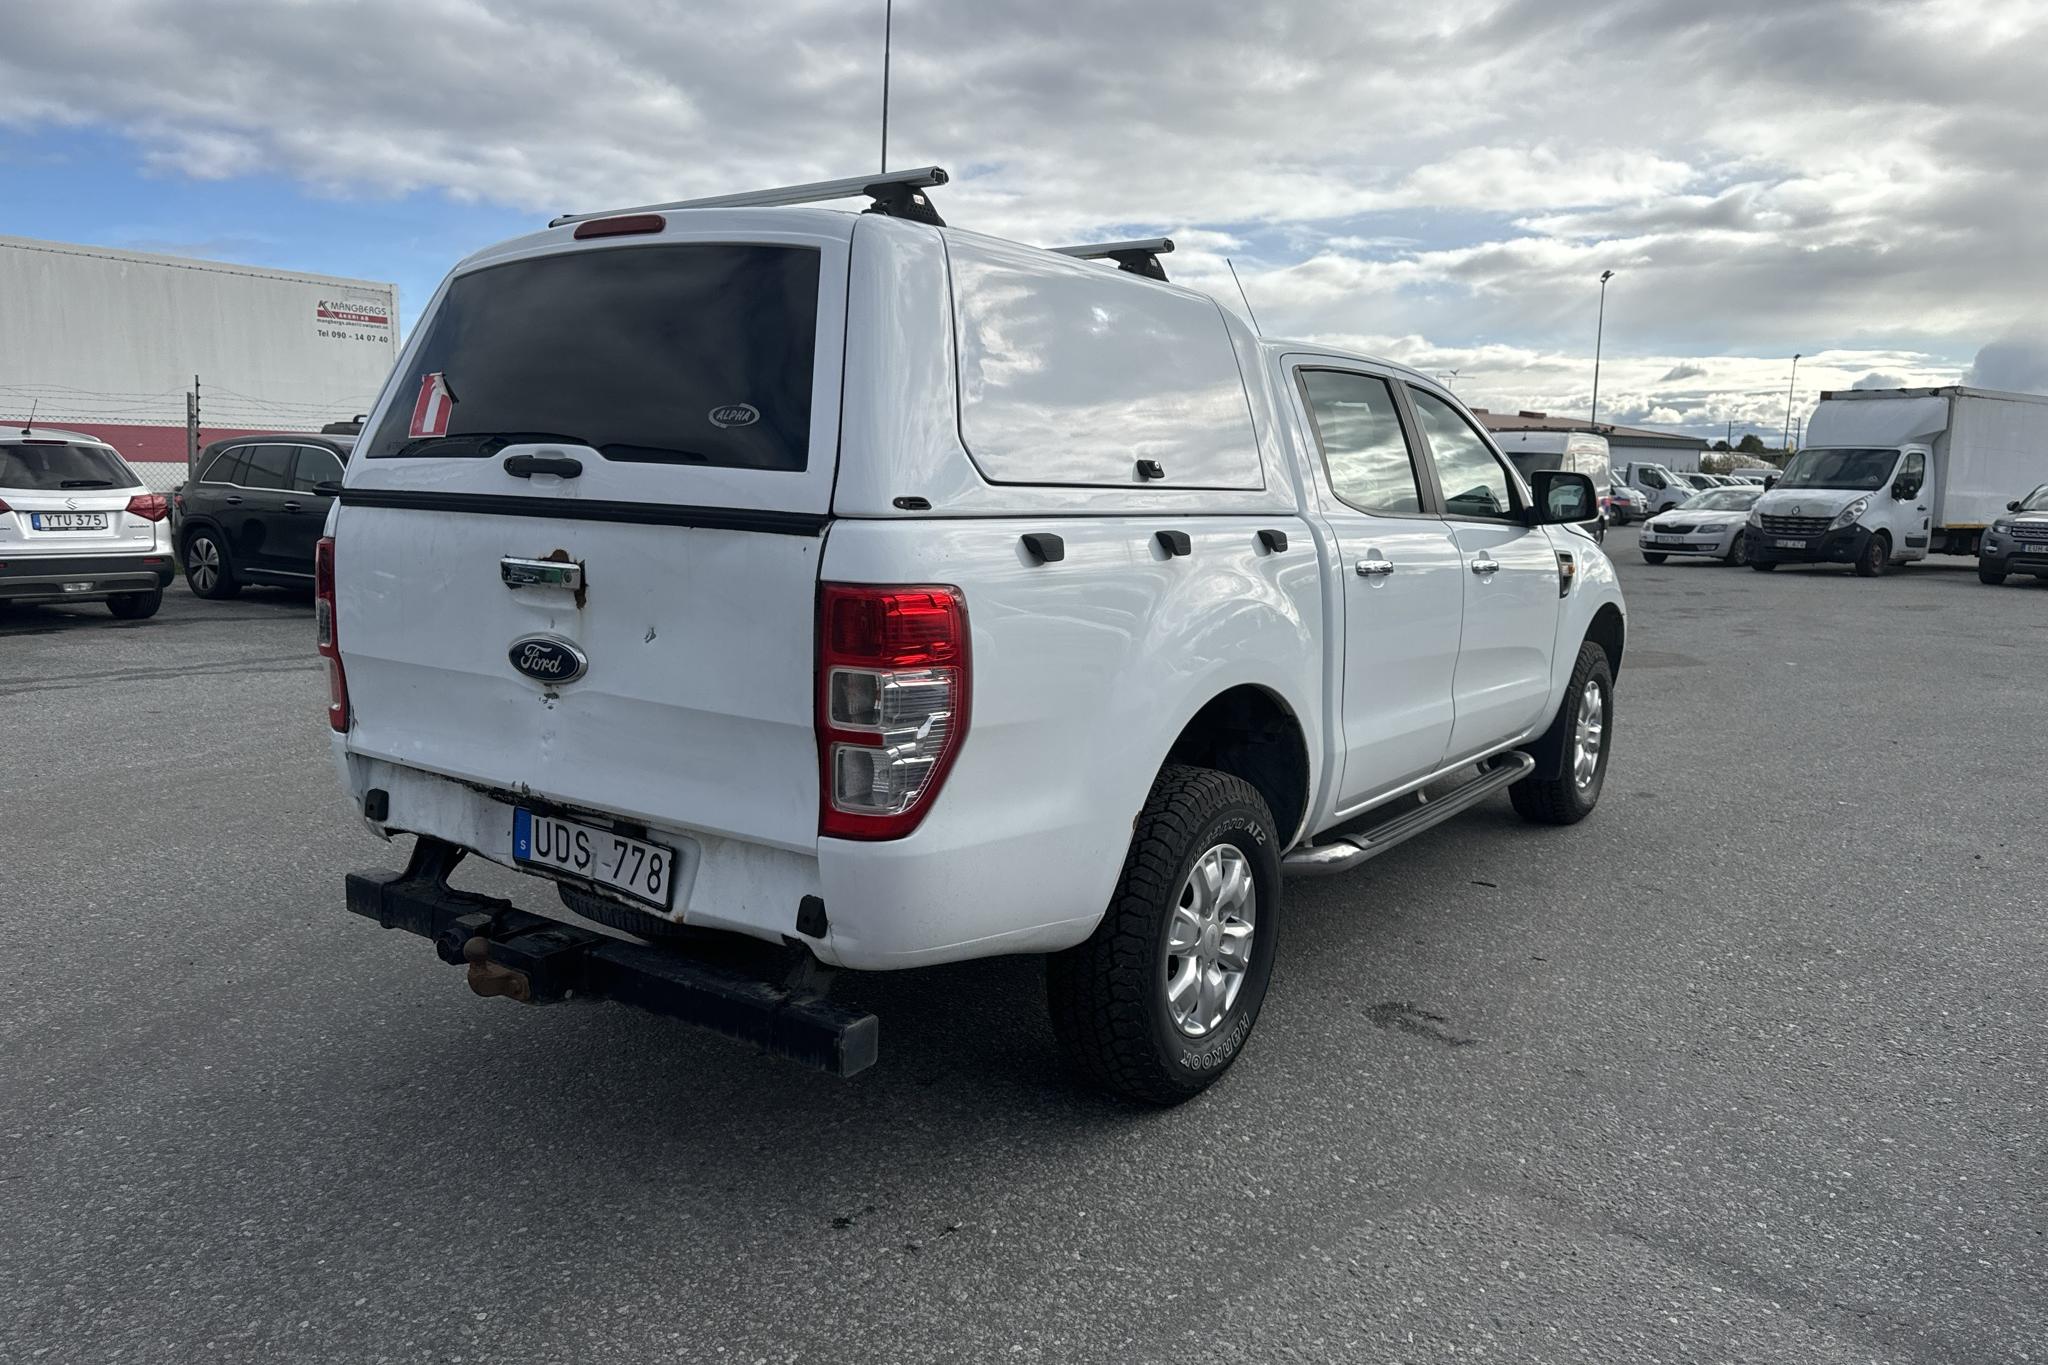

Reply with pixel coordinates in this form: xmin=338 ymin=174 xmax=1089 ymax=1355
xmin=31 ymin=512 xmax=107 ymax=531
xmin=513 ymin=808 xmax=676 ymax=911
xmin=1775 ymin=538 xmax=1805 ymax=549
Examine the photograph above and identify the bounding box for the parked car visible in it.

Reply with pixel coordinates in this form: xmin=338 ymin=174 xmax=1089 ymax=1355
xmin=0 ymin=428 xmax=173 ymax=618
xmin=175 ymin=433 xmax=352 ymax=597
xmin=1681 ymin=472 xmax=1718 ymax=491
xmin=1640 ymin=486 xmax=1764 ymax=565
xmin=1977 ymin=482 xmax=2048 ymax=584
xmin=1606 ymin=484 xmax=1646 ymax=524
xmin=329 ymin=169 xmax=1627 ymax=1105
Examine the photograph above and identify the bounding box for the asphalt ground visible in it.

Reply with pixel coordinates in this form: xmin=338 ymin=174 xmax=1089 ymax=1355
xmin=3 ymin=531 xmax=2042 ymax=1364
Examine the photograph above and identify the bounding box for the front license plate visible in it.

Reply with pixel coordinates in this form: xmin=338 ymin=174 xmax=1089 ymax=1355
xmin=1775 ymin=538 xmax=1805 ymax=549
xmin=513 ymin=808 xmax=676 ymax=911
xmin=31 ymin=512 xmax=107 ymax=531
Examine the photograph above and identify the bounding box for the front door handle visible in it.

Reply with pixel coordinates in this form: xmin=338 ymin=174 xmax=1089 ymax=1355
xmin=1355 ymin=557 xmax=1395 ymax=577
xmin=281 ymin=500 xmax=303 ymax=513
xmin=1470 ymin=556 xmax=1501 ymax=576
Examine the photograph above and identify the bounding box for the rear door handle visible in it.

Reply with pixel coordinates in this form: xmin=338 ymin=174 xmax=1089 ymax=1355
xmin=1355 ymin=557 xmax=1395 ymax=577
xmin=223 ymin=495 xmax=243 ymax=505
xmin=504 ymin=453 xmax=584 ymax=479
xmin=1471 ymin=556 xmax=1501 ymax=576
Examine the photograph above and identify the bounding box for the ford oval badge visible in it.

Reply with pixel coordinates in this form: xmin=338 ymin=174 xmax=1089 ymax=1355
xmin=508 ymin=635 xmax=588 ymax=685
xmin=708 ymin=403 xmax=759 ymax=429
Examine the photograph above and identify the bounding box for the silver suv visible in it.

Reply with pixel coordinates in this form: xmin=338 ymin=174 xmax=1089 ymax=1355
xmin=0 ymin=428 xmax=174 ymax=619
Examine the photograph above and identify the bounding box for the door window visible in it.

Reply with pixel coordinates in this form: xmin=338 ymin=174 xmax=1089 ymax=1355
xmin=1408 ymin=388 xmax=1516 ymax=520
xmin=201 ymin=447 xmax=251 ymax=485
xmin=240 ymin=445 xmax=296 ymax=491
xmin=1897 ymin=451 xmax=1925 ymax=499
xmin=290 ymin=447 xmax=345 ymax=492
xmin=1299 ymin=370 xmax=1423 ymax=515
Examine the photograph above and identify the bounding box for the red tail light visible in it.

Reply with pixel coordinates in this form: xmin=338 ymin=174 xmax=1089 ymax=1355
xmin=315 ymin=536 xmax=350 ymax=732
xmin=0 ymin=497 xmax=11 ymax=514
xmin=817 ymin=584 xmax=969 ymax=840
xmin=126 ymin=493 xmax=169 ymax=522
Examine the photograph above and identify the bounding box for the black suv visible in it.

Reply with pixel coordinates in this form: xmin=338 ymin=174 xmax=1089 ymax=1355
xmin=175 ymin=434 xmax=351 ymax=597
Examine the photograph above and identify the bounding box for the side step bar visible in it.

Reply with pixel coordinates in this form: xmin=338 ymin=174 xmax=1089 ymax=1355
xmin=1283 ymin=752 xmax=1535 ymax=878
xmin=344 ymin=853 xmax=878 ymax=1078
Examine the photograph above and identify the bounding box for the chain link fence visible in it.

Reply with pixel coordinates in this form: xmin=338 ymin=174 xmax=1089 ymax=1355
xmin=3 ymin=380 xmax=372 ymax=494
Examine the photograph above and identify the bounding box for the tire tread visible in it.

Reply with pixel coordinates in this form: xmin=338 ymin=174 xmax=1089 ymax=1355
xmin=1046 ymin=764 xmax=1272 ymax=1106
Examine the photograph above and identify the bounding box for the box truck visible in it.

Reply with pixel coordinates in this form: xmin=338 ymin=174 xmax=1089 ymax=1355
xmin=1741 ymin=386 xmax=2048 ymax=576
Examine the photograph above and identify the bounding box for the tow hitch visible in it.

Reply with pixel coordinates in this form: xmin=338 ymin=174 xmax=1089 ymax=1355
xmin=344 ymin=837 xmax=878 ymax=1077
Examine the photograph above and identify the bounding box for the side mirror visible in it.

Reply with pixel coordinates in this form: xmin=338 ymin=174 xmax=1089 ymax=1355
xmin=313 ymin=480 xmax=343 ymax=497
xmin=1530 ymin=470 xmax=1597 ymax=525
xmin=1763 ymin=475 xmax=1779 ymax=489
xmin=2009 ymin=499 xmax=2023 ymax=512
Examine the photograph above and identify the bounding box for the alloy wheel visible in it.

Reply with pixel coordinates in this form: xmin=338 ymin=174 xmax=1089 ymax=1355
xmin=1163 ymin=843 xmax=1257 ymax=1037
xmin=1573 ymin=678 xmax=1606 ymax=790
xmin=188 ymin=538 xmax=220 ymax=594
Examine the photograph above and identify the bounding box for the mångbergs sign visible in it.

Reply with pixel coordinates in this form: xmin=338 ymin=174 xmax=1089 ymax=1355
xmin=315 ymin=298 xmax=391 ymax=329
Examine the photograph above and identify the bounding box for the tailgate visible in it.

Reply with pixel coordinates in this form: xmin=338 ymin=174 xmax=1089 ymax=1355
xmin=335 ymin=221 xmax=851 ymax=852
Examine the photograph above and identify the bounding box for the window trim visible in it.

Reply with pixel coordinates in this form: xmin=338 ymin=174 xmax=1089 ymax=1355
xmin=198 ymin=441 xmax=346 ymax=496
xmin=1292 ymin=364 xmax=1438 ymax=520
xmin=1402 ymin=382 xmax=1529 ymax=525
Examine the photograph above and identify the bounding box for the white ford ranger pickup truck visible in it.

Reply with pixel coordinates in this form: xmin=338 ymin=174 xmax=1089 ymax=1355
xmin=328 ymin=169 xmax=1625 ymax=1104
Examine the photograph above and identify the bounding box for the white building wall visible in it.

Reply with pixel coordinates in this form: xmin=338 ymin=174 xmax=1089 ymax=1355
xmin=0 ymin=235 xmax=397 ymax=429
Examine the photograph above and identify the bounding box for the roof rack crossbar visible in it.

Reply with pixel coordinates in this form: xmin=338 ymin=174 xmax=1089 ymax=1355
xmin=1052 ymin=237 xmax=1175 ymax=281
xmin=549 ymin=166 xmax=949 ymax=229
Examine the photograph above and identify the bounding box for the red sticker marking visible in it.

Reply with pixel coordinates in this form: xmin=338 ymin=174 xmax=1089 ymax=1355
xmin=408 ymin=372 xmax=454 ymax=438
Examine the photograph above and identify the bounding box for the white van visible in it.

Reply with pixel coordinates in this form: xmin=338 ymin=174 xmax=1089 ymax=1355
xmin=1618 ymin=461 xmax=1690 ymax=515
xmin=1493 ymin=429 xmax=1610 ymax=538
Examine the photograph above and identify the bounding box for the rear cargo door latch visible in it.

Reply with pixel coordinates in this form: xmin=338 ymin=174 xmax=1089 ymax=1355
xmin=501 ymin=556 xmax=584 ymax=593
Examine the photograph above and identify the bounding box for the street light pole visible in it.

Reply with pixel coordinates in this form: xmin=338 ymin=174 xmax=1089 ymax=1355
xmin=1589 ymin=270 xmax=1615 ymax=427
xmin=1782 ymin=353 xmax=1801 ymax=452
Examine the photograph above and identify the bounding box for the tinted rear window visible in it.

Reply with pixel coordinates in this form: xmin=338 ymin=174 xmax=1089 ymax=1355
xmin=364 ymin=244 xmax=820 ymax=471
xmin=0 ymin=442 xmax=135 ymax=490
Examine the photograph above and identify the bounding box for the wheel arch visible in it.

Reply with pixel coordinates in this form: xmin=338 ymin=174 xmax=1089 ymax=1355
xmin=1161 ymin=683 xmax=1312 ymax=849
xmin=1586 ymin=602 xmax=1625 ymax=677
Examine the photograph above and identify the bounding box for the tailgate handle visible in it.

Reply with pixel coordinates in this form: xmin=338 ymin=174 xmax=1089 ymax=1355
xmin=501 ymin=557 xmax=584 ymax=592
xmin=503 ymin=453 xmax=584 ymax=479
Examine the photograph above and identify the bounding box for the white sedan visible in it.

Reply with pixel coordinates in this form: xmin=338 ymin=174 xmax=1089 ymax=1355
xmin=1639 ymin=486 xmax=1765 ymax=565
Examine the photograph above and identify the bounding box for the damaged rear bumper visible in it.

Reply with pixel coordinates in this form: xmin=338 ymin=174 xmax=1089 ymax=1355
xmin=345 ymin=839 xmax=878 ymax=1077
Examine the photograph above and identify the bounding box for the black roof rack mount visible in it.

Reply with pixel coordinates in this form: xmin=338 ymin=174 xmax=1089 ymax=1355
xmin=550 ymin=166 xmax=949 ymax=229
xmin=1052 ymin=237 xmax=1175 ymax=281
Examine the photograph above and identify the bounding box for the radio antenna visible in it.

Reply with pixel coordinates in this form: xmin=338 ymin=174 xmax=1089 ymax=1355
xmin=20 ymin=399 xmax=36 ymax=435
xmin=1226 ymin=258 xmax=1263 ymax=335
xmin=880 ymin=0 xmax=893 ymax=173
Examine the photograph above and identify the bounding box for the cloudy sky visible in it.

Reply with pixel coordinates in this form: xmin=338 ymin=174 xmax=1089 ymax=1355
xmin=4 ymin=0 xmax=2046 ymax=441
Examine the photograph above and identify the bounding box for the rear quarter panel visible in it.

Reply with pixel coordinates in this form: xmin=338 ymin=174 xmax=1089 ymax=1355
xmin=816 ymin=515 xmax=1321 ymax=968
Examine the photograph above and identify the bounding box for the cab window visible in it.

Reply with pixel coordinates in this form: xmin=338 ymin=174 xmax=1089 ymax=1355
xmin=1298 ymin=370 xmax=1423 ymax=516
xmin=1408 ymin=388 xmax=1516 ymax=520
xmin=1897 ymin=451 xmax=1925 ymax=499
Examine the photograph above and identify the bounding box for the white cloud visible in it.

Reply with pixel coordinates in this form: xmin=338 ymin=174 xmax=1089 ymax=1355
xmin=1 ymin=0 xmax=2043 ymax=423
